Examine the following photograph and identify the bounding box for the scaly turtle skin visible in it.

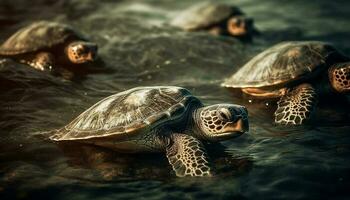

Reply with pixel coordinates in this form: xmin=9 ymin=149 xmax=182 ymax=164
xmin=0 ymin=21 xmax=98 ymax=71
xmin=49 ymin=86 xmax=249 ymax=177
xmin=170 ymin=2 xmax=258 ymax=41
xmin=222 ymin=41 xmax=350 ymax=125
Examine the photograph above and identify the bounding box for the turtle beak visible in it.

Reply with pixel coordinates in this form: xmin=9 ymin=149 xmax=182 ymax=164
xmin=224 ymin=118 xmax=249 ymax=134
xmin=219 ymin=106 xmax=249 ymax=139
xmin=87 ymin=52 xmax=96 ymax=61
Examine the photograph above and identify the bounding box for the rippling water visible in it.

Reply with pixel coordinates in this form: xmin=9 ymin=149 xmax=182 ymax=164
xmin=1 ymin=0 xmax=350 ymax=199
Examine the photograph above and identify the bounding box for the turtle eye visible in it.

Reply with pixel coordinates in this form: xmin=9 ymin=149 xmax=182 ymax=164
xmin=72 ymin=46 xmax=81 ymax=55
xmin=78 ymin=46 xmax=87 ymax=54
xmin=218 ymin=108 xmax=231 ymax=122
xmin=75 ymin=45 xmax=87 ymax=55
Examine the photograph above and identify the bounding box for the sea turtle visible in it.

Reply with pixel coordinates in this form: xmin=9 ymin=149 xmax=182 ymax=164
xmin=0 ymin=21 xmax=98 ymax=71
xmin=170 ymin=2 xmax=258 ymax=41
xmin=48 ymin=86 xmax=249 ymax=177
xmin=222 ymin=41 xmax=350 ymax=125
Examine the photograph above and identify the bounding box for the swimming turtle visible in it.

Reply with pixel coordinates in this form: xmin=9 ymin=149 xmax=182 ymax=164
xmin=49 ymin=86 xmax=249 ymax=177
xmin=0 ymin=21 xmax=98 ymax=71
xmin=222 ymin=41 xmax=350 ymax=125
xmin=170 ymin=2 xmax=257 ymax=41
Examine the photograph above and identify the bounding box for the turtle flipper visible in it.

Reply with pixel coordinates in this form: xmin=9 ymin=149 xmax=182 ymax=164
xmin=165 ymin=133 xmax=212 ymax=177
xmin=274 ymin=84 xmax=318 ymax=125
xmin=25 ymin=52 xmax=54 ymax=71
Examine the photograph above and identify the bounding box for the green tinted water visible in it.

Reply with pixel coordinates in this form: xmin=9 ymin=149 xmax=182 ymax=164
xmin=0 ymin=0 xmax=350 ymax=199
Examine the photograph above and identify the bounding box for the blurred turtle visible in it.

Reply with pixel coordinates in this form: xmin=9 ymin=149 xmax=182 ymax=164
xmin=171 ymin=2 xmax=258 ymax=41
xmin=48 ymin=86 xmax=249 ymax=177
xmin=222 ymin=41 xmax=350 ymax=125
xmin=0 ymin=21 xmax=98 ymax=71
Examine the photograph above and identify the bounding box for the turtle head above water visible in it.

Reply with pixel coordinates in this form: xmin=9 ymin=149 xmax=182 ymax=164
xmin=227 ymin=16 xmax=254 ymax=39
xmin=329 ymin=62 xmax=350 ymax=94
xmin=193 ymin=104 xmax=249 ymax=142
xmin=66 ymin=41 xmax=98 ymax=64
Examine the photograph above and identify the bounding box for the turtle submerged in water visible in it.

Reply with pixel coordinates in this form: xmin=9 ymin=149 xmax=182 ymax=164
xmin=0 ymin=21 xmax=98 ymax=71
xmin=222 ymin=41 xmax=350 ymax=125
xmin=49 ymin=86 xmax=249 ymax=177
xmin=171 ymin=2 xmax=258 ymax=41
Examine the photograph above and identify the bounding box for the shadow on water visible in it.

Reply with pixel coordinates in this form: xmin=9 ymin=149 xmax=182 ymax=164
xmin=1 ymin=0 xmax=350 ymax=199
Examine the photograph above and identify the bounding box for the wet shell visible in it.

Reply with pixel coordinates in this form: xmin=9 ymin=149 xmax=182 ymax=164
xmin=50 ymin=86 xmax=202 ymax=141
xmin=222 ymin=41 xmax=348 ymax=88
xmin=171 ymin=2 xmax=243 ymax=31
xmin=0 ymin=21 xmax=86 ymax=55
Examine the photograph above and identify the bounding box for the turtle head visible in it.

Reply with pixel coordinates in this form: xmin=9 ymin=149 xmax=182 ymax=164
xmin=194 ymin=104 xmax=249 ymax=141
xmin=66 ymin=41 xmax=98 ymax=64
xmin=329 ymin=62 xmax=350 ymax=94
xmin=227 ymin=16 xmax=254 ymax=38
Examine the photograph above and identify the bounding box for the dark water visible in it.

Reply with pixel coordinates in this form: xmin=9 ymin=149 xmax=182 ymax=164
xmin=1 ymin=0 xmax=350 ymax=199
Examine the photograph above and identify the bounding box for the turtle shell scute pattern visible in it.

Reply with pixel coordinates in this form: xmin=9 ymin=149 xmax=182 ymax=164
xmin=223 ymin=41 xmax=346 ymax=88
xmin=171 ymin=2 xmax=242 ymax=31
xmin=0 ymin=21 xmax=86 ymax=55
xmin=50 ymin=86 xmax=202 ymax=141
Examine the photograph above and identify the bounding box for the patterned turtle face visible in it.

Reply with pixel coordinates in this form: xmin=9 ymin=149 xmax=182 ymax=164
xmin=66 ymin=41 xmax=98 ymax=64
xmin=226 ymin=16 xmax=253 ymax=37
xmin=197 ymin=104 xmax=249 ymax=141
xmin=329 ymin=62 xmax=350 ymax=93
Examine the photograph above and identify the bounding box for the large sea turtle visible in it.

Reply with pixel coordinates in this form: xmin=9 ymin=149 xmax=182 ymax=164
xmin=48 ymin=86 xmax=249 ymax=177
xmin=0 ymin=21 xmax=98 ymax=71
xmin=222 ymin=41 xmax=350 ymax=125
xmin=171 ymin=2 xmax=258 ymax=41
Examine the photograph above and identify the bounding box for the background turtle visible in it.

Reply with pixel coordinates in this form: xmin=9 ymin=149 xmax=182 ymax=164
xmin=0 ymin=21 xmax=98 ymax=71
xmin=48 ymin=86 xmax=249 ymax=177
xmin=222 ymin=41 xmax=350 ymax=125
xmin=170 ymin=2 xmax=258 ymax=41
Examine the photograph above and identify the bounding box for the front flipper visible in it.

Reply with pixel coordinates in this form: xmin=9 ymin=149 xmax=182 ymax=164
xmin=274 ymin=84 xmax=318 ymax=125
xmin=165 ymin=133 xmax=212 ymax=177
xmin=24 ymin=52 xmax=54 ymax=71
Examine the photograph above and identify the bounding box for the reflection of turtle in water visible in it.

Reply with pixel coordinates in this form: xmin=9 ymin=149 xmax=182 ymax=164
xmin=0 ymin=21 xmax=98 ymax=71
xmin=58 ymin=143 xmax=252 ymax=181
xmin=222 ymin=41 xmax=350 ymax=125
xmin=48 ymin=86 xmax=249 ymax=177
xmin=171 ymin=2 xmax=258 ymax=41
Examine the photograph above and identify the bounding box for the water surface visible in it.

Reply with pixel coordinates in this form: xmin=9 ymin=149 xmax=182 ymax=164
xmin=0 ymin=0 xmax=350 ymax=199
